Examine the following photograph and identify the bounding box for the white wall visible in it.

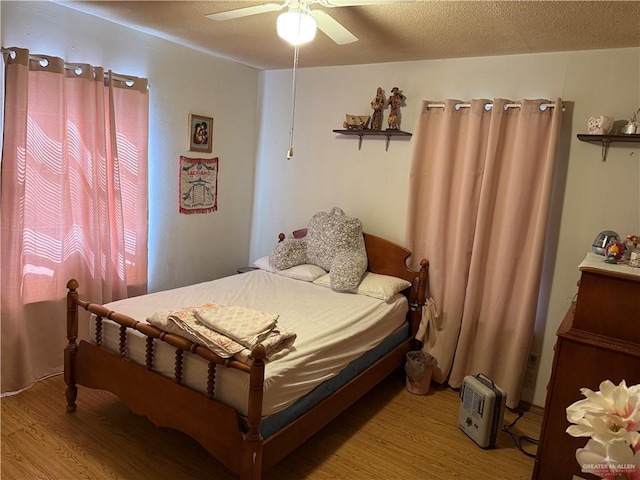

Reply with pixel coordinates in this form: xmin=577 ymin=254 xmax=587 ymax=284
xmin=4 ymin=1 xmax=638 ymax=408
xmin=1 ymin=1 xmax=260 ymax=293
xmin=251 ymin=48 xmax=640 ymax=407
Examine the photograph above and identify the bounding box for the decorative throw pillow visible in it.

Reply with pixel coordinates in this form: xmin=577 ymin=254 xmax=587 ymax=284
xmin=267 ymin=207 xmax=368 ymax=292
xmin=269 ymin=238 xmax=308 ymax=271
xmin=305 ymin=207 xmax=367 ymax=291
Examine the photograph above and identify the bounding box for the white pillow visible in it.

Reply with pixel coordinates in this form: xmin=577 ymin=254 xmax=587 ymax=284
xmin=313 ymin=271 xmax=412 ymax=301
xmin=253 ymin=256 xmax=276 ymax=273
xmin=253 ymin=256 xmax=327 ymax=282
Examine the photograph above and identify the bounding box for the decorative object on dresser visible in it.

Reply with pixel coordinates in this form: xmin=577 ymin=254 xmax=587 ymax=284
xmin=188 ymin=114 xmax=213 ymax=153
xmin=592 ymin=230 xmax=620 ymax=255
xmin=532 ymin=253 xmax=640 ymax=480
xmin=604 ymin=240 xmax=626 ymax=264
xmin=627 ymin=235 xmax=640 ymax=268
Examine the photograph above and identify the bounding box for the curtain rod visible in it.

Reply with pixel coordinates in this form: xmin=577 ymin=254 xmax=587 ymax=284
xmin=2 ymin=48 xmax=138 ymax=85
xmin=426 ymin=102 xmax=561 ymax=112
xmin=62 ymin=64 xmax=135 ymax=85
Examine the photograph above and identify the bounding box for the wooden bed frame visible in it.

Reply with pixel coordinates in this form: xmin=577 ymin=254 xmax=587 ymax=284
xmin=64 ymin=231 xmax=429 ymax=479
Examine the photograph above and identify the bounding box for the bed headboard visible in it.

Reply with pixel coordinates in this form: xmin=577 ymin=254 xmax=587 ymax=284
xmin=290 ymin=228 xmax=426 ymax=286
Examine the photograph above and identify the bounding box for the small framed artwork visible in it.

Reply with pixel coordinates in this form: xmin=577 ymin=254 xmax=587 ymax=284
xmin=188 ymin=114 xmax=213 ymax=154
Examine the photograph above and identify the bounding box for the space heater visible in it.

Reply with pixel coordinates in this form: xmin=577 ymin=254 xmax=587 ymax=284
xmin=458 ymin=373 xmax=507 ymax=448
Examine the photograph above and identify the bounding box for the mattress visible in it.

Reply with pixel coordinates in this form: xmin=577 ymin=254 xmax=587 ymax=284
xmin=89 ymin=269 xmax=408 ymax=419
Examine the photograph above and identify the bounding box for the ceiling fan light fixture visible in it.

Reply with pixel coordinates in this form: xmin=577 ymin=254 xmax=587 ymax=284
xmin=277 ymin=11 xmax=317 ymax=45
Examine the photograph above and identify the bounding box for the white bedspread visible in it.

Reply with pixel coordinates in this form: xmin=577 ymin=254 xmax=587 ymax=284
xmin=89 ymin=270 xmax=408 ymax=417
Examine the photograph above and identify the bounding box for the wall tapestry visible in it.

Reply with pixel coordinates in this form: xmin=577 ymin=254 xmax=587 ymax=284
xmin=179 ymin=156 xmax=218 ymax=214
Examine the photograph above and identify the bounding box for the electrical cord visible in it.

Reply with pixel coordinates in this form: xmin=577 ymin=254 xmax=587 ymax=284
xmin=502 ymin=409 xmax=539 ymax=458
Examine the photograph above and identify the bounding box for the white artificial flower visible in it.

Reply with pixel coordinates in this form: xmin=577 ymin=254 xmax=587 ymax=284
xmin=576 ymin=438 xmax=640 ymax=480
xmin=567 ymin=380 xmax=640 ymax=445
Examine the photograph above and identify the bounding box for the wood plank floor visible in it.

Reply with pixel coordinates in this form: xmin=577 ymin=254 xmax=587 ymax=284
xmin=2 ymin=370 xmax=541 ymax=480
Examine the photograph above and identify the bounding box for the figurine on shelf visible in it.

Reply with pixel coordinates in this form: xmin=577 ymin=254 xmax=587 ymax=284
xmin=385 ymin=87 xmax=406 ymax=130
xmin=370 ymin=87 xmax=385 ymax=131
xmin=587 ymin=116 xmax=614 ymax=135
xmin=621 ymin=108 xmax=640 ymax=134
xmin=343 ymin=114 xmax=370 ymax=130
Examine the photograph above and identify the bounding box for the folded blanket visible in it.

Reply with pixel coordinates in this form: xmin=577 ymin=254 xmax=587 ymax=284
xmin=194 ymin=305 xmax=278 ymax=350
xmin=146 ymin=303 xmax=296 ymax=363
xmin=147 ymin=303 xmax=245 ymax=358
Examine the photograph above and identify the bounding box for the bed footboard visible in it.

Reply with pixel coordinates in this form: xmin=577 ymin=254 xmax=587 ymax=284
xmin=64 ymin=279 xmax=267 ymax=479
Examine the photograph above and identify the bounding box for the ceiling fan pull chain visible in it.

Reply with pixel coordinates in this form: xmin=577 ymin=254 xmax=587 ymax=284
xmin=287 ymin=42 xmax=300 ymax=160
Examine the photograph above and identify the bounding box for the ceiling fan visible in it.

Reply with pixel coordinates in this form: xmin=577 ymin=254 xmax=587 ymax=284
xmin=207 ymin=0 xmax=413 ymax=159
xmin=206 ymin=0 xmax=414 ymax=45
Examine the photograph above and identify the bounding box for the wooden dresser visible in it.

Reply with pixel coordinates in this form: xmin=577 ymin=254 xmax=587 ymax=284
xmin=532 ymin=253 xmax=640 ymax=480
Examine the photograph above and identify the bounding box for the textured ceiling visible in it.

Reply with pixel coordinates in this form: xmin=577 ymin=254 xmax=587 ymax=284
xmin=57 ymin=1 xmax=640 ymax=70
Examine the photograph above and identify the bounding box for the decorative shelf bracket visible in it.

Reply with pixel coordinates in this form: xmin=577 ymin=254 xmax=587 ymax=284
xmin=601 ymin=138 xmax=610 ymax=162
xmin=333 ymin=129 xmax=412 ymax=151
xmin=577 ymin=133 xmax=640 ymax=162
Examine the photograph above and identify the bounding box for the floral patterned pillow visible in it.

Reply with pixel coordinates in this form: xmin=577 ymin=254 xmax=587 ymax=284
xmin=306 ymin=207 xmax=368 ymax=291
xmin=269 ymin=238 xmax=307 ymax=271
xmin=269 ymin=207 xmax=368 ymax=291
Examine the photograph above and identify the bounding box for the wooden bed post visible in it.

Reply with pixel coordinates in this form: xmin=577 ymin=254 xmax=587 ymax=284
xmin=409 ymin=260 xmax=430 ymax=340
xmin=65 ymin=279 xmax=80 ymax=412
xmin=241 ymin=344 xmax=266 ymax=480
xmin=417 ymin=259 xmax=430 ymax=306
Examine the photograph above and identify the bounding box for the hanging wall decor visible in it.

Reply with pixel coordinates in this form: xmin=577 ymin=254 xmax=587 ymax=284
xmin=179 ymin=156 xmax=218 ymax=214
xmin=188 ymin=114 xmax=213 ymax=153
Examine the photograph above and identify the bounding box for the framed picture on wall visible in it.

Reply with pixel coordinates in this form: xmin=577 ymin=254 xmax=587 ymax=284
xmin=188 ymin=114 xmax=213 ymax=154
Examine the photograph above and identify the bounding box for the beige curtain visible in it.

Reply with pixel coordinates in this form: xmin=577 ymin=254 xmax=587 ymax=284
xmin=1 ymin=48 xmax=149 ymax=394
xmin=406 ymin=98 xmax=562 ymax=408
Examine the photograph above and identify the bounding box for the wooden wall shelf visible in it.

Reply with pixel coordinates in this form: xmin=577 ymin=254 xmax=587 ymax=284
xmin=577 ymin=133 xmax=640 ymax=161
xmin=333 ymin=129 xmax=412 ymax=151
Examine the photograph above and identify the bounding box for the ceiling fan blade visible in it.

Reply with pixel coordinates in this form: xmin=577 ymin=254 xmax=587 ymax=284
xmin=318 ymin=0 xmax=415 ymax=6
xmin=310 ymin=10 xmax=358 ymax=44
xmin=206 ymin=2 xmax=285 ymax=21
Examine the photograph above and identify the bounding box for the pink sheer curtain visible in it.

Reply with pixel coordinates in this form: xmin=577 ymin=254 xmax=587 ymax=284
xmin=1 ymin=48 xmax=149 ymax=394
xmin=406 ymin=98 xmax=562 ymax=408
